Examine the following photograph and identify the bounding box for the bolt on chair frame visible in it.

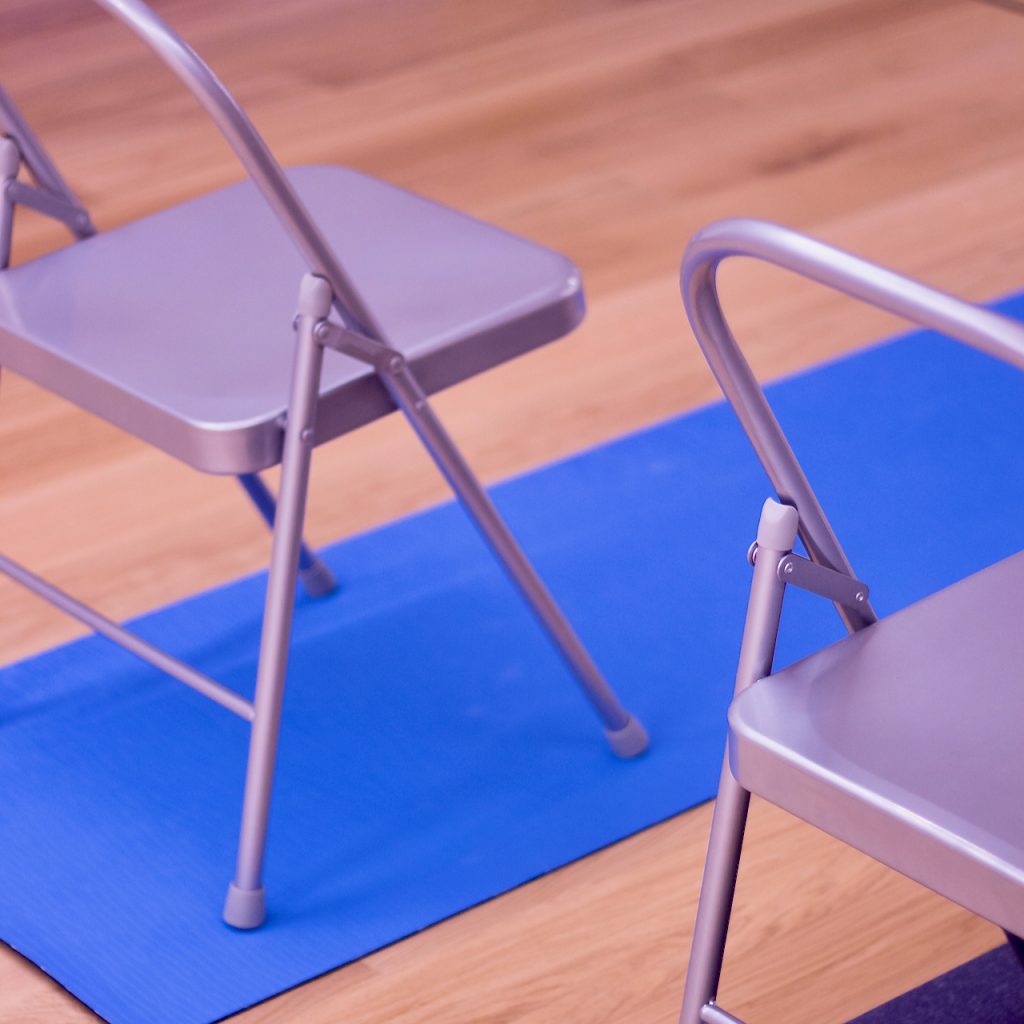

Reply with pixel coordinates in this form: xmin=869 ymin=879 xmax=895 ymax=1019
xmin=677 ymin=218 xmax=1024 ymax=1024
xmin=0 ymin=0 xmax=646 ymax=930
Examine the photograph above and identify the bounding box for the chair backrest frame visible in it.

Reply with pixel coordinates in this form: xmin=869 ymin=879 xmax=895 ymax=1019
xmin=3 ymin=0 xmax=386 ymax=342
xmin=680 ymin=218 xmax=1024 ymax=633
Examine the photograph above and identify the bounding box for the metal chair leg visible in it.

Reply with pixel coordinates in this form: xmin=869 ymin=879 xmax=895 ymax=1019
xmin=680 ymin=500 xmax=798 ymax=1024
xmin=237 ymin=472 xmax=338 ymax=597
xmin=379 ymin=357 xmax=648 ymax=758
xmin=223 ymin=276 xmax=330 ymax=928
xmin=0 ymin=138 xmax=18 ymax=269
xmin=681 ymin=767 xmax=752 ymax=1024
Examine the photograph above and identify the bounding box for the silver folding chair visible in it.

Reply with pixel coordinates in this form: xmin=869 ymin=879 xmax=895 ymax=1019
xmin=0 ymin=0 xmax=647 ymax=930
xmin=677 ymin=219 xmax=1024 ymax=1023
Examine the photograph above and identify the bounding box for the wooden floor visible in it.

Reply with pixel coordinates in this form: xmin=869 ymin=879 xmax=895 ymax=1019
xmin=1 ymin=0 xmax=1022 ymax=1020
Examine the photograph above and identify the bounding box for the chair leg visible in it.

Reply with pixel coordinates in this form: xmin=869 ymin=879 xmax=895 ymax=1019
xmin=0 ymin=138 xmax=18 ymax=269
xmin=680 ymin=765 xmax=752 ymax=1024
xmin=237 ymin=472 xmax=338 ymax=597
xmin=680 ymin=499 xmax=798 ymax=1024
xmin=223 ymin=275 xmax=330 ymax=929
xmin=379 ymin=357 xmax=647 ymax=758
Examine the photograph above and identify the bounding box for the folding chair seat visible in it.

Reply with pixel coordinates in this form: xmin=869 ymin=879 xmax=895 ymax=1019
xmin=731 ymin=549 xmax=1024 ymax=937
xmin=676 ymin=218 xmax=1024 ymax=1024
xmin=0 ymin=164 xmax=583 ymax=474
xmin=0 ymin=0 xmax=647 ymax=931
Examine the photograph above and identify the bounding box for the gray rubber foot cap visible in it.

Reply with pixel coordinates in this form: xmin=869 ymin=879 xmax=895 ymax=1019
xmin=299 ymin=560 xmax=338 ymax=598
xmin=605 ymin=714 xmax=649 ymax=758
xmin=223 ymin=883 xmax=266 ymax=929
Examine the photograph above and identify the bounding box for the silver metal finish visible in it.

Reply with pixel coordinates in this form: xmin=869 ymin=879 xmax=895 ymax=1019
xmin=729 ymin=549 xmax=1024 ymax=938
xmin=383 ymin=355 xmax=640 ymax=739
xmin=0 ymin=165 xmax=585 ymax=474
xmin=679 ymin=501 xmax=796 ymax=1024
xmin=317 ymin=318 xmax=644 ymax=743
xmin=0 ymin=137 xmax=17 ymax=269
xmin=92 ymin=0 xmax=384 ymax=341
xmin=6 ymin=179 xmax=92 ymax=234
xmin=699 ymin=1004 xmax=746 ymax=1024
xmin=315 ymin=319 xmax=390 ymax=369
xmin=225 ymin=275 xmax=330 ymax=928
xmin=0 ymin=551 xmax=253 ymax=720
xmin=679 ymin=220 xmax=1024 ymax=1020
xmin=680 ymin=218 xmax=1024 ymax=633
xmin=775 ymin=552 xmax=868 ymax=609
xmin=237 ymin=472 xmax=338 ymax=597
xmin=0 ymin=85 xmax=95 ymax=238
xmin=0 ymin=0 xmax=646 ymax=929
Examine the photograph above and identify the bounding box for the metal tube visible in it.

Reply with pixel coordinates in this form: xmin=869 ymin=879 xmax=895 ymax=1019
xmin=225 ymin=275 xmax=329 ymax=928
xmin=0 ymin=139 xmax=16 ymax=270
xmin=0 ymin=85 xmax=95 ymax=236
xmin=379 ymin=356 xmax=640 ymax=739
xmin=680 ymin=219 xmax=1024 ymax=633
xmin=237 ymin=472 xmax=333 ymax=579
xmin=91 ymin=0 xmax=386 ymax=342
xmin=700 ymin=1004 xmax=747 ymax=1024
xmin=310 ymin=320 xmax=645 ymax=751
xmin=0 ymin=550 xmax=253 ymax=720
xmin=679 ymin=504 xmax=795 ymax=1024
xmin=0 ymin=193 xmax=12 ymax=270
xmin=680 ymin=767 xmax=751 ymax=1024
xmin=6 ymin=180 xmax=92 ymax=235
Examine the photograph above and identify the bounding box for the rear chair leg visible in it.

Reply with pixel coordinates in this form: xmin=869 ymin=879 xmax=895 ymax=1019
xmin=223 ymin=275 xmax=331 ymax=928
xmin=378 ymin=357 xmax=648 ymax=758
xmin=0 ymin=138 xmax=20 ymax=269
xmin=237 ymin=472 xmax=338 ymax=597
xmin=680 ymin=499 xmax=798 ymax=1024
xmin=310 ymin=296 xmax=647 ymax=757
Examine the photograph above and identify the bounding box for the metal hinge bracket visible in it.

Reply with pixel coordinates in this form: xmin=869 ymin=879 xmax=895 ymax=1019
xmin=310 ymin=317 xmax=402 ymax=374
xmin=779 ymin=551 xmax=869 ymax=609
xmin=750 ymin=543 xmax=869 ymax=610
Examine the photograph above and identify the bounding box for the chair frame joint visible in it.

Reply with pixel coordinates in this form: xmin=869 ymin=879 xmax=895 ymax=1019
xmin=700 ymin=1001 xmax=748 ymax=1024
xmin=775 ymin=550 xmax=869 ymax=609
xmin=749 ymin=543 xmax=869 ymax=610
xmin=312 ymin=317 xmax=400 ymax=373
xmin=0 ymin=126 xmax=96 ymax=252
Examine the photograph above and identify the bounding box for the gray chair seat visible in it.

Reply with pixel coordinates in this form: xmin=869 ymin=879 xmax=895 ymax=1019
xmin=0 ymin=165 xmax=583 ymax=473
xmin=729 ymin=550 xmax=1024 ymax=936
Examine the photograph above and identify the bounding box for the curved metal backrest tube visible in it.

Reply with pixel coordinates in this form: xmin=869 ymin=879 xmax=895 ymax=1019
xmin=94 ymin=0 xmax=387 ymax=341
xmin=680 ymin=218 xmax=1024 ymax=633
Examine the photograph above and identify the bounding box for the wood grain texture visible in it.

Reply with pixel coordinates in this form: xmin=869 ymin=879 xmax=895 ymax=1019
xmin=0 ymin=0 xmax=1019 ymax=1020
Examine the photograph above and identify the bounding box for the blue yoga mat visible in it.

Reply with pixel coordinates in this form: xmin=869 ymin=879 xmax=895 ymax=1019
xmin=2 ymin=300 xmax=1024 ymax=1023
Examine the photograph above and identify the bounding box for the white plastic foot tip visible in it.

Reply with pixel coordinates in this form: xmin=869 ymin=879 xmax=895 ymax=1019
xmin=223 ymin=883 xmax=266 ymax=930
xmin=297 ymin=273 xmax=333 ymax=319
xmin=300 ymin=560 xmax=339 ymax=598
xmin=605 ymin=715 xmax=649 ymax=758
xmin=756 ymin=498 xmax=799 ymax=552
